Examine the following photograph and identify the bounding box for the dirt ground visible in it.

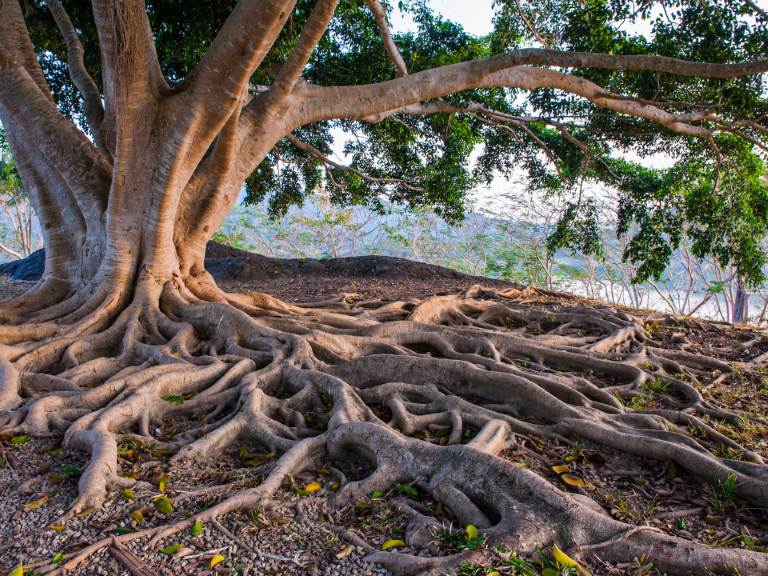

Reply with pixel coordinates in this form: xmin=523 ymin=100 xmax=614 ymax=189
xmin=1 ymin=275 xmax=767 ymax=576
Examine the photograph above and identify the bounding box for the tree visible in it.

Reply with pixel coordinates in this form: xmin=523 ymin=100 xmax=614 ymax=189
xmin=2 ymin=0 xmax=768 ymax=573
xmin=0 ymin=129 xmax=40 ymax=258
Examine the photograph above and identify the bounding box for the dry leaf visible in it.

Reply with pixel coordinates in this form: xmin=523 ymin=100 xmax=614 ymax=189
xmin=335 ymin=545 xmax=353 ymax=559
xmin=381 ymin=540 xmax=404 ymax=550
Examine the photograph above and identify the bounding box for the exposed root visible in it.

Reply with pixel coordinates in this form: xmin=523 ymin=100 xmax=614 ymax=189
xmin=1 ymin=279 xmax=767 ymax=574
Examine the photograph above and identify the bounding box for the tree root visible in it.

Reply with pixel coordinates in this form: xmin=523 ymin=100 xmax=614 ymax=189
xmin=1 ymin=279 xmax=767 ymax=574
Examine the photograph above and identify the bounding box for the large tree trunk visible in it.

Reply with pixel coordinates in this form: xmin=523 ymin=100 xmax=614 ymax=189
xmin=2 ymin=1 xmax=768 ymax=574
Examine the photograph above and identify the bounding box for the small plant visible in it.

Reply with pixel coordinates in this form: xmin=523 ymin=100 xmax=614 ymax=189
xmin=556 ymin=363 xmax=570 ymax=372
xmin=627 ymin=393 xmax=653 ymax=410
xmin=705 ymin=472 xmax=740 ymax=513
xmin=162 ymin=394 xmax=184 ymax=405
xmin=433 ymin=524 xmax=487 ymax=552
xmin=645 ymin=494 xmax=660 ymax=516
xmin=320 ymin=390 xmax=334 ymax=406
xmin=641 ymin=379 xmax=670 ymax=394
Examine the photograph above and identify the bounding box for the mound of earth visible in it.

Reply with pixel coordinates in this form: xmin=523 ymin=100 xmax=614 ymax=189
xmin=0 ymin=248 xmax=44 ymax=281
xmin=0 ymin=241 xmax=504 ymax=284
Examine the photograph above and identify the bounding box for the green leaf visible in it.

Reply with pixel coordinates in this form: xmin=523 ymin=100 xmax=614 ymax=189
xmin=10 ymin=435 xmax=29 ymax=444
xmin=160 ymin=543 xmax=183 ymax=555
xmin=122 ymin=488 xmax=135 ymax=501
xmin=371 ymin=492 xmax=384 ymax=498
xmin=116 ymin=527 xmax=134 ymax=535
xmin=162 ymin=395 xmax=184 ymax=405
xmin=53 ymin=553 xmax=64 ymax=564
xmin=190 ymin=520 xmax=203 ymax=536
xmin=154 ymin=496 xmax=173 ymax=514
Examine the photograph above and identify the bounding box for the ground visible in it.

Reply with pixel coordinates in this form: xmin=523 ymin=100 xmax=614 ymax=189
xmin=1 ymin=272 xmax=767 ymax=576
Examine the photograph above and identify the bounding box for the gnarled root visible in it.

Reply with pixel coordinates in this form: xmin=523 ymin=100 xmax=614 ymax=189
xmin=1 ymin=279 xmax=766 ymax=574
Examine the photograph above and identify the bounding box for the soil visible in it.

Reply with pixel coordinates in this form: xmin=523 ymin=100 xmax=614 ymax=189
xmin=1 ymin=250 xmax=767 ymax=576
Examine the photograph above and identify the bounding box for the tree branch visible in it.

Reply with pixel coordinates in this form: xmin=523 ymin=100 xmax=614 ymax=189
xmin=285 ymin=134 xmax=424 ymax=193
xmin=291 ymin=48 xmax=768 ymax=127
xmin=184 ymin=0 xmax=296 ymax=113
xmin=0 ymin=43 xmax=110 ymax=219
xmin=262 ymin=0 xmax=340 ymax=110
xmin=44 ymin=0 xmax=110 ymax=160
xmin=364 ymin=0 xmax=408 ymax=77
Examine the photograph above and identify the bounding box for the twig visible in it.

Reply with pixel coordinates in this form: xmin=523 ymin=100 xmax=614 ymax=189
xmin=108 ymin=537 xmax=160 ymax=576
xmin=210 ymin=517 xmax=304 ymax=566
xmin=566 ymin=525 xmax=662 ymax=557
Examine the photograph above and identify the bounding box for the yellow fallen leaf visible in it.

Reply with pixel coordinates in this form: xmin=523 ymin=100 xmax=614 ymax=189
xmin=129 ymin=511 xmax=143 ymax=525
xmin=122 ymin=488 xmax=135 ymax=501
xmin=330 ymin=483 xmax=340 ymax=490
xmin=9 ymin=562 xmax=22 ymax=576
xmin=24 ymin=495 xmax=48 ymax=510
xmin=305 ymin=482 xmax=321 ymax=493
xmin=487 ymin=572 xmax=500 ymax=576
xmin=381 ymin=540 xmax=404 ymax=550
xmin=466 ymin=524 xmax=478 ymax=540
xmin=75 ymin=505 xmax=94 ymax=517
xmin=210 ymin=554 xmax=226 ymax=568
xmin=553 ymin=543 xmax=578 ymax=567
xmin=561 ymin=474 xmax=587 ymax=487
xmin=50 ymin=525 xmax=66 ymax=531
xmin=552 ymin=465 xmax=570 ymax=474
xmin=314 ymin=469 xmax=330 ymax=475
xmin=554 ymin=544 xmax=592 ymax=575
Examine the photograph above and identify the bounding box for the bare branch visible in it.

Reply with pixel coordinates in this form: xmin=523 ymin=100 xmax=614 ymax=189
xmin=512 ymin=0 xmax=550 ymax=48
xmin=466 ymin=112 xmax=562 ymax=176
xmin=364 ymin=0 xmax=408 ymax=77
xmin=44 ymin=0 xmax=109 ymax=160
xmin=285 ymin=134 xmax=425 ymax=193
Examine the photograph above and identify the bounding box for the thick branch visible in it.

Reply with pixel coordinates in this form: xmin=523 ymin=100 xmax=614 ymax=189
xmin=364 ymin=0 xmax=408 ymax=77
xmin=0 ymin=44 xmax=110 ymax=222
xmin=291 ymin=48 xmax=768 ymax=126
xmin=262 ymin=0 xmax=340 ymax=110
xmin=44 ymin=0 xmax=109 ymax=160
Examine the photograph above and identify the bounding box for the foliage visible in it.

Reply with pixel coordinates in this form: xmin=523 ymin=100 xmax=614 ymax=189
xmin=14 ymin=0 xmax=768 ymax=283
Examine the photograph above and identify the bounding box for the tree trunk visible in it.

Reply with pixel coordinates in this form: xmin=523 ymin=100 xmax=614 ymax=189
xmin=733 ymin=275 xmax=750 ymax=324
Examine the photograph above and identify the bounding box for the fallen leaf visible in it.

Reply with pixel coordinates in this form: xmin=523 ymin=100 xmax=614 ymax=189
xmin=371 ymin=491 xmax=384 ymax=498
xmin=335 ymin=545 xmax=353 ymax=559
xmin=314 ymin=469 xmax=330 ymax=475
xmin=53 ymin=553 xmax=63 ymax=564
xmin=24 ymin=495 xmax=48 ymax=510
xmin=189 ymin=520 xmax=203 ymax=536
xmin=330 ymin=483 xmax=340 ymax=490
xmin=210 ymin=554 xmax=226 ymax=568
xmin=129 ymin=511 xmax=143 ymax=525
xmin=153 ymin=496 xmax=173 ymax=514
xmin=552 ymin=465 xmax=570 ymax=475
xmin=161 ymin=543 xmax=183 ymax=555
xmin=666 ymin=459 xmax=677 ymax=479
xmin=9 ymin=562 xmax=22 ymax=576
xmin=466 ymin=525 xmax=478 ymax=540
xmin=305 ymin=482 xmax=321 ymax=493
xmin=553 ymin=544 xmax=578 ymax=568
xmin=381 ymin=540 xmax=404 ymax=550
xmin=11 ymin=435 xmax=29 ymax=444
xmin=50 ymin=525 xmax=66 ymax=531
xmin=75 ymin=505 xmax=94 ymax=518
xmin=122 ymin=488 xmax=135 ymax=501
